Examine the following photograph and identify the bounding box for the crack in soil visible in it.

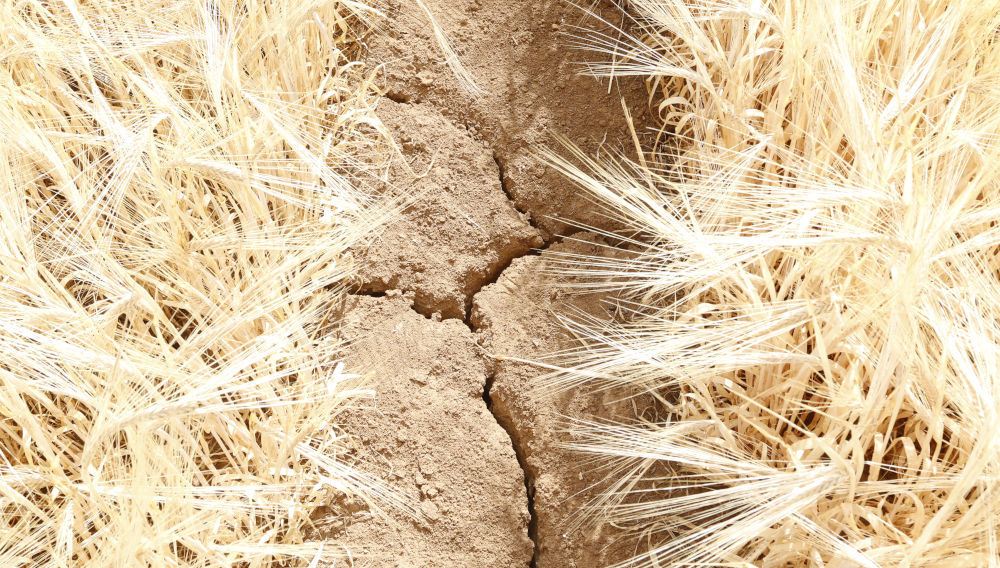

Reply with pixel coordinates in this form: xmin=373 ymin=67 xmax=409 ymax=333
xmin=492 ymin=152 xmax=546 ymax=238
xmin=357 ymin=254 xmax=542 ymax=568
xmin=463 ymin=249 xmax=542 ymax=318
xmin=354 ymin=147 xmax=546 ymax=567
xmin=464 ymin=160 xmax=550 ymax=568
xmin=481 ymin=367 xmax=539 ymax=568
xmin=353 ymin=0 xmax=656 ymax=563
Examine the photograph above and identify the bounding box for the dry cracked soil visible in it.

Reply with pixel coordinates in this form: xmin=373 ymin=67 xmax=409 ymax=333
xmin=339 ymin=1 xmax=653 ymax=566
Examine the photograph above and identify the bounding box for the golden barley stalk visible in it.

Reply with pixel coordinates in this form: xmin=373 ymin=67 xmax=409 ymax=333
xmin=548 ymin=1 xmax=1000 ymax=566
xmin=0 ymin=0 xmax=406 ymax=566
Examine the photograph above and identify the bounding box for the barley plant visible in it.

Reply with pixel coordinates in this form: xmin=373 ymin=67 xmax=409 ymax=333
xmin=0 ymin=1 xmax=403 ymax=565
xmin=549 ymin=1 xmax=1000 ymax=565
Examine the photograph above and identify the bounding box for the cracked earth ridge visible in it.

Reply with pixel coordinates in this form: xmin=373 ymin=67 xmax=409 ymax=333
xmin=336 ymin=1 xmax=654 ymax=566
xmin=341 ymin=107 xmax=542 ymax=566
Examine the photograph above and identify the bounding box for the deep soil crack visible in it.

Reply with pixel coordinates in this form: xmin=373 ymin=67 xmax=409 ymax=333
xmin=482 ymin=370 xmax=539 ymax=568
xmin=492 ymin=152 xmax=550 ymax=241
xmin=468 ymin=157 xmax=544 ymax=568
xmin=463 ymin=244 xmax=543 ymax=562
xmin=356 ymin=239 xmax=543 ymax=567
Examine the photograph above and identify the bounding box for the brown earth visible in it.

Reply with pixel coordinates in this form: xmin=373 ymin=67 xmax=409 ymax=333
xmin=354 ymin=99 xmax=542 ymax=319
xmin=369 ymin=0 xmax=653 ymax=240
xmin=341 ymin=1 xmax=652 ymax=566
xmin=472 ymin=233 xmax=639 ymax=568
xmin=335 ymin=293 xmax=533 ymax=567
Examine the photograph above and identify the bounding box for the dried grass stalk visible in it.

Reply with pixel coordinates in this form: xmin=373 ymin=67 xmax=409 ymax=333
xmin=0 ymin=0 xmax=402 ymax=565
xmin=548 ymin=1 xmax=1000 ymax=566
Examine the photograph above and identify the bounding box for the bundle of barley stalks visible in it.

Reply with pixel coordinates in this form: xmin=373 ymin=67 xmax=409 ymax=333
xmin=0 ymin=0 xmax=402 ymax=565
xmin=548 ymin=1 xmax=1000 ymax=566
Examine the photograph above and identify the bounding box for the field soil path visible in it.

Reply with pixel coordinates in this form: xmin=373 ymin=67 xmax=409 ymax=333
xmin=339 ymin=1 xmax=651 ymax=566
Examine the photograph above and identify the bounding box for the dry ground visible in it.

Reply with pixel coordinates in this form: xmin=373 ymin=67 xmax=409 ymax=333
xmin=337 ymin=0 xmax=653 ymax=566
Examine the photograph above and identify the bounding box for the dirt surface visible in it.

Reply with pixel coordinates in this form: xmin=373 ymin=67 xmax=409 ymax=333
xmin=355 ymin=100 xmax=542 ymax=319
xmin=336 ymin=293 xmax=533 ymax=567
xmin=472 ymin=234 xmax=637 ymax=568
xmin=342 ymin=1 xmax=652 ymax=566
xmin=370 ymin=0 xmax=652 ymax=239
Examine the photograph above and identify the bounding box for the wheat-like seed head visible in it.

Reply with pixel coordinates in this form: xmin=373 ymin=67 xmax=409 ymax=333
xmin=549 ymin=1 xmax=1000 ymax=566
xmin=0 ymin=0 xmax=404 ymax=566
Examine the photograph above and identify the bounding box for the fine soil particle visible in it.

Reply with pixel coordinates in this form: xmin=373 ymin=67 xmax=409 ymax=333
xmin=369 ymin=0 xmax=654 ymax=239
xmin=334 ymin=292 xmax=533 ymax=567
xmin=353 ymin=99 xmax=542 ymax=319
xmin=471 ymin=233 xmax=638 ymax=568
